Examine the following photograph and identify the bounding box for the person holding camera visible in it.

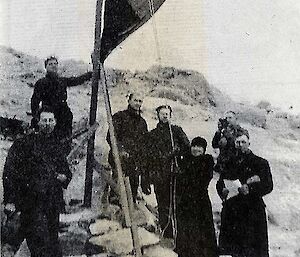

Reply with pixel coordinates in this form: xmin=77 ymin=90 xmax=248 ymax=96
xmin=216 ymin=130 xmax=273 ymax=257
xmin=212 ymin=111 xmax=244 ymax=175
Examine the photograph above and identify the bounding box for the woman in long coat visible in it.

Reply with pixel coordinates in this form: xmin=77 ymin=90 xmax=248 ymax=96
xmin=176 ymin=137 xmax=218 ymax=257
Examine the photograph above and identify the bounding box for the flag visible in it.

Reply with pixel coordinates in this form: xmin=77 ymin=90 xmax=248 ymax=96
xmin=100 ymin=0 xmax=166 ymax=63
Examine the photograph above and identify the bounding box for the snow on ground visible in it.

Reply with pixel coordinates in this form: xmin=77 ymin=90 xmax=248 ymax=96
xmin=1 ymin=47 xmax=300 ymax=256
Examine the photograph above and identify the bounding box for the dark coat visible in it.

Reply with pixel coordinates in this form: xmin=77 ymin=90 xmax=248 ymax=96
xmin=146 ymin=122 xmax=190 ymax=238
xmin=31 ymin=72 xmax=92 ymax=139
xmin=31 ymin=72 xmax=92 ymax=118
xmin=176 ymin=153 xmax=218 ymax=257
xmin=107 ymin=106 xmax=148 ymax=175
xmin=217 ymin=151 xmax=273 ymax=257
xmin=147 ymin=122 xmax=190 ymax=183
xmin=3 ymin=132 xmax=72 ymax=212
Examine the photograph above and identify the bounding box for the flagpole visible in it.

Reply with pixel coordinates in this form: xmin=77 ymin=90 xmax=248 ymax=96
xmin=84 ymin=0 xmax=103 ymax=207
xmin=101 ymin=65 xmax=131 ymax=226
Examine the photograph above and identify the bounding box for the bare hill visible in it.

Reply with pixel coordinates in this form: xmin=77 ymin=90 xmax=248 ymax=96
xmin=1 ymin=47 xmax=300 ymax=256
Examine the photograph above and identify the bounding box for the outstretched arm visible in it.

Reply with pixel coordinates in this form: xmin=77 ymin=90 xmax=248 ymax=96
xmin=31 ymin=81 xmax=42 ymax=118
xmin=64 ymin=71 xmax=93 ymax=87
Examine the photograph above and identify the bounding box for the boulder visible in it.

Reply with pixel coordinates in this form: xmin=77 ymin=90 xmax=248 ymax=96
xmin=89 ymin=219 xmax=122 ymax=236
xmin=143 ymin=245 xmax=178 ymax=257
xmin=135 ymin=201 xmax=157 ymax=232
xmin=87 ymin=227 xmax=160 ymax=255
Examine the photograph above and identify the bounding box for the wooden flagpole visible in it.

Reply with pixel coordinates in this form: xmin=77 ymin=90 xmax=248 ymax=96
xmin=85 ymin=0 xmax=142 ymax=254
xmin=100 ymin=64 xmax=131 ymax=226
xmin=84 ymin=0 xmax=103 ymax=207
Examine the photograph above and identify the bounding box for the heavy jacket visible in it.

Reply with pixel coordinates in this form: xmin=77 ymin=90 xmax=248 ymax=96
xmin=217 ymin=151 xmax=273 ymax=257
xmin=107 ymin=106 xmax=148 ymax=175
xmin=147 ymin=122 xmax=190 ymax=182
xmin=3 ymin=132 xmax=72 ymax=212
xmin=176 ymin=153 xmax=218 ymax=257
xmin=146 ymin=122 xmax=189 ymax=239
xmin=31 ymin=72 xmax=92 ymax=118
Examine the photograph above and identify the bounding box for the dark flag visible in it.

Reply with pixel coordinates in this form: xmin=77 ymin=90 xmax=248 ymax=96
xmin=100 ymin=0 xmax=166 ymax=62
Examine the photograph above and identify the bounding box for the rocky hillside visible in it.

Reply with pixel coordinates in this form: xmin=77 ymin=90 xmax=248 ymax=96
xmin=1 ymin=46 xmax=300 ymax=257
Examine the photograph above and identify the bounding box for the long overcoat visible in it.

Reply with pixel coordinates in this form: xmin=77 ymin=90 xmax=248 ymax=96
xmin=176 ymin=153 xmax=218 ymax=257
xmin=217 ymin=151 xmax=273 ymax=257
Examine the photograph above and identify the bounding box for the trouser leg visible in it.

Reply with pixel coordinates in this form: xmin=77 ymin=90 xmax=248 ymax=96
xmin=154 ymin=181 xmax=173 ymax=238
xmin=129 ymin=174 xmax=139 ymax=203
xmin=22 ymin=208 xmax=62 ymax=257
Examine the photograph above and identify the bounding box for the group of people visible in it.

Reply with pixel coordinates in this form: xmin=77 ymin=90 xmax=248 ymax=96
xmin=2 ymin=56 xmax=273 ymax=257
xmin=109 ymin=93 xmax=273 ymax=257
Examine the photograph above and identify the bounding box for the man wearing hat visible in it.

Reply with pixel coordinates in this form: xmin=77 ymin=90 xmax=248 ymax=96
xmin=144 ymin=105 xmax=190 ymax=242
xmin=217 ymin=130 xmax=273 ymax=257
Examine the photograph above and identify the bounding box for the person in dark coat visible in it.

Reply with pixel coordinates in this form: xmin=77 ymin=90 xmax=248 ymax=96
xmin=176 ymin=137 xmax=218 ymax=257
xmin=3 ymin=107 xmax=72 ymax=257
xmin=31 ymin=56 xmax=92 ymax=140
xmin=217 ymin=130 xmax=273 ymax=257
xmin=107 ymin=93 xmax=148 ymax=203
xmin=212 ymin=111 xmax=245 ymax=176
xmin=144 ymin=105 xmax=190 ymax=241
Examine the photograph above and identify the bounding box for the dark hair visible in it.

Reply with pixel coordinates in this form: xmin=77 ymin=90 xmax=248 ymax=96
xmin=191 ymin=137 xmax=207 ymax=151
xmin=38 ymin=106 xmax=55 ymax=118
xmin=44 ymin=56 xmax=58 ymax=68
xmin=236 ymin=128 xmax=250 ymax=139
xmin=156 ymin=105 xmax=172 ymax=115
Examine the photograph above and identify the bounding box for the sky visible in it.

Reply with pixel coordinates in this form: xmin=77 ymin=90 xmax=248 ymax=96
xmin=1 ymin=0 xmax=300 ymax=112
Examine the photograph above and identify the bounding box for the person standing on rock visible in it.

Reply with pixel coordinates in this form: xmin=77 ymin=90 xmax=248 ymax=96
xmin=3 ymin=107 xmax=72 ymax=257
xmin=144 ymin=105 xmax=190 ymax=243
xmin=107 ymin=92 xmax=148 ymax=204
xmin=212 ymin=110 xmax=245 ymax=176
xmin=217 ymin=130 xmax=273 ymax=257
xmin=31 ymin=56 xmax=92 ymax=141
xmin=176 ymin=136 xmax=218 ymax=257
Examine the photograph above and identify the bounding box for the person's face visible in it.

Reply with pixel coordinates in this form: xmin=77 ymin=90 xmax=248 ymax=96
xmin=235 ymin=135 xmax=250 ymax=153
xmin=128 ymin=94 xmax=143 ymax=111
xmin=158 ymin=108 xmax=171 ymax=123
xmin=38 ymin=112 xmax=56 ymax=134
xmin=45 ymin=59 xmax=58 ymax=74
xmin=225 ymin=112 xmax=237 ymax=126
xmin=191 ymin=145 xmax=205 ymax=157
